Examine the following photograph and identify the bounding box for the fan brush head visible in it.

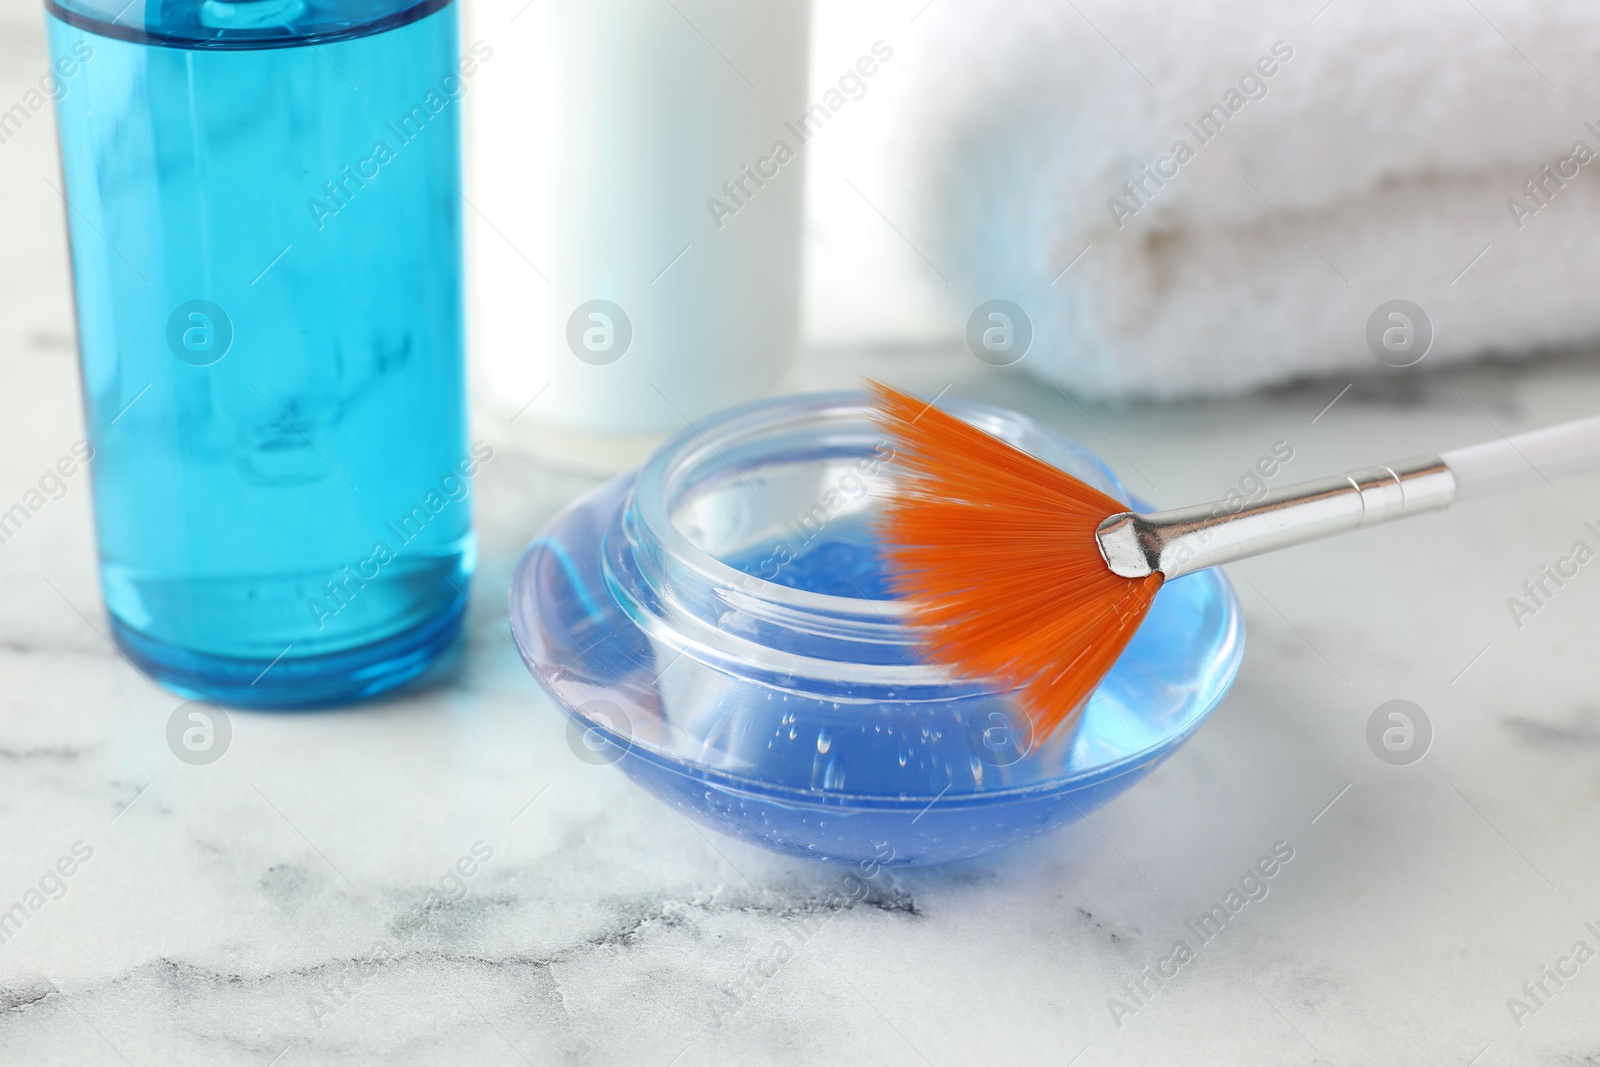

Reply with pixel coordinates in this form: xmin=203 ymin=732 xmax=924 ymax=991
xmin=868 ymin=381 xmax=1163 ymax=737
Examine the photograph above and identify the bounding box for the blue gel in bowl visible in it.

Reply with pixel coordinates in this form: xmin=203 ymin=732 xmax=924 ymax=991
xmin=508 ymin=392 xmax=1244 ymax=866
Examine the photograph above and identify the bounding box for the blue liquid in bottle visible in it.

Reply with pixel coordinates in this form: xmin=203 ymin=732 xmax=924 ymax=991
xmin=47 ymin=0 xmax=475 ymax=706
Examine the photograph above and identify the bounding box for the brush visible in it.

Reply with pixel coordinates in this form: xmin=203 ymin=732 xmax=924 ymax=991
xmin=868 ymin=380 xmax=1600 ymax=735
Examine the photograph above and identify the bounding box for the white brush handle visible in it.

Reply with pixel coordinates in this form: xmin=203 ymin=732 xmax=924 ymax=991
xmin=1441 ymin=415 xmax=1600 ymax=500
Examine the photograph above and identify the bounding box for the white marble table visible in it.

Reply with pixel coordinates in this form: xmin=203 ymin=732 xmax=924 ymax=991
xmin=6 ymin=7 xmax=1600 ymax=1067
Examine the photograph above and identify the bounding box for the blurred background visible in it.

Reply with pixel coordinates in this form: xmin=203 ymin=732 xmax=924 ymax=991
xmin=462 ymin=0 xmax=1600 ymax=470
xmin=3 ymin=0 xmax=1600 ymax=1064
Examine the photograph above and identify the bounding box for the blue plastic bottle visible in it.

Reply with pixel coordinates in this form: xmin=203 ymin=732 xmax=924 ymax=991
xmin=47 ymin=0 xmax=478 ymax=706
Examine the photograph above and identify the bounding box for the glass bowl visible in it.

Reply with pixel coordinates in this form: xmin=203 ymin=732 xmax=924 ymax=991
xmin=508 ymin=392 xmax=1244 ymax=866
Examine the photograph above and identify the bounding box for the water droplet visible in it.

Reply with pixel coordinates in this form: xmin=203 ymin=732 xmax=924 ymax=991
xmin=816 ymin=728 xmax=832 ymax=754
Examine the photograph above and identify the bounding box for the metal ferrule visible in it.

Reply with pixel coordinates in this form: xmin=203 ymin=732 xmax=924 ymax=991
xmin=1096 ymin=455 xmax=1457 ymax=579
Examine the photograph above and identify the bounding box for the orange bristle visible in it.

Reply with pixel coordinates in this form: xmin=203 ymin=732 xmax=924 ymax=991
xmin=867 ymin=380 xmax=1163 ymax=737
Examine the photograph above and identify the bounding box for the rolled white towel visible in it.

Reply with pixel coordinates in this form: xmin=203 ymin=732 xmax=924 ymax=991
xmin=808 ymin=0 xmax=1600 ymax=398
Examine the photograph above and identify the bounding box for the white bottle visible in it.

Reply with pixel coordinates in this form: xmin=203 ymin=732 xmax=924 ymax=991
xmin=468 ymin=0 xmax=812 ymax=472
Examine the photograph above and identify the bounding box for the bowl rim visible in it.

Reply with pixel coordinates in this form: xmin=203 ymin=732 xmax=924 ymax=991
xmin=627 ymin=389 xmax=1128 ymax=628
